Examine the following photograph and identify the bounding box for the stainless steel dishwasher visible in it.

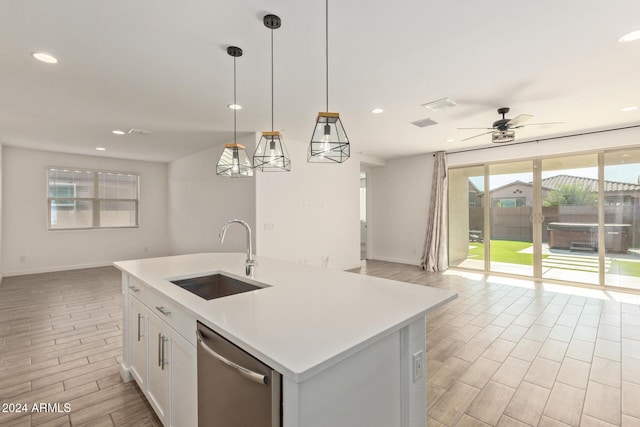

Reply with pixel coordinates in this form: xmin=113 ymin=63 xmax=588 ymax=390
xmin=196 ymin=321 xmax=281 ymax=427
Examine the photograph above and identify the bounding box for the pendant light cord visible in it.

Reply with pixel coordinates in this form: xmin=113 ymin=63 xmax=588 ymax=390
xmin=271 ymin=27 xmax=274 ymax=132
xmin=233 ymin=56 xmax=237 ymax=144
xmin=325 ymin=0 xmax=329 ymax=112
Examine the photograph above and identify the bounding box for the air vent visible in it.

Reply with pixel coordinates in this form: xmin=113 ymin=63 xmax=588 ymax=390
xmin=421 ymin=98 xmax=457 ymax=111
xmin=128 ymin=128 xmax=152 ymax=136
xmin=411 ymin=118 xmax=438 ymax=128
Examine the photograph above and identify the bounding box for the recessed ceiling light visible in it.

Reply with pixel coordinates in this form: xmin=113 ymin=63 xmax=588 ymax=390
xmin=32 ymin=52 xmax=58 ymax=64
xmin=112 ymin=130 xmax=126 ymax=135
xmin=371 ymin=108 xmax=384 ymax=114
xmin=621 ymin=106 xmax=638 ymax=112
xmin=96 ymin=147 xmax=106 ymax=151
xmin=446 ymin=138 xmax=455 ymax=142
xmin=227 ymin=104 xmax=242 ymax=110
xmin=619 ymin=30 xmax=640 ymax=43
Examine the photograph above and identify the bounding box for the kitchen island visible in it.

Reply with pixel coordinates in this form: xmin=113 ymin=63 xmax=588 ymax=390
xmin=116 ymin=253 xmax=456 ymax=427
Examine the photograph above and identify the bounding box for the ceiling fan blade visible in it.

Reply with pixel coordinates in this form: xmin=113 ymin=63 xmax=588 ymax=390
xmin=457 ymin=127 xmax=494 ymax=130
xmin=460 ymin=131 xmax=494 ymax=142
xmin=506 ymin=114 xmax=533 ymax=127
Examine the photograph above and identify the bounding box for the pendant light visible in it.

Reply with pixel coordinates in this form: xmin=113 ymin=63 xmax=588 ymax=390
xmin=217 ymin=46 xmax=253 ymax=177
xmin=253 ymin=14 xmax=291 ymax=172
xmin=307 ymin=0 xmax=350 ymax=163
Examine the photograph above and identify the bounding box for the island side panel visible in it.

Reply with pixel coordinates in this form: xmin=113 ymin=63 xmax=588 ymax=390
xmin=120 ymin=271 xmax=133 ymax=382
xmin=405 ymin=318 xmax=426 ymax=427
xmin=282 ymin=329 xmax=405 ymax=427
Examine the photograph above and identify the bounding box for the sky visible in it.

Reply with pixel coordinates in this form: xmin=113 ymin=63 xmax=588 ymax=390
xmin=469 ymin=164 xmax=640 ymax=190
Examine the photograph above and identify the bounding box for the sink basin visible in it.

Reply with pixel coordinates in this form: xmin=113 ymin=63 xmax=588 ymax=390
xmin=170 ymin=274 xmax=264 ymax=300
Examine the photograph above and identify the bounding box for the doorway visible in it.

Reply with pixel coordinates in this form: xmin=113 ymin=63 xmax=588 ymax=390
xmin=360 ymin=171 xmax=367 ymax=260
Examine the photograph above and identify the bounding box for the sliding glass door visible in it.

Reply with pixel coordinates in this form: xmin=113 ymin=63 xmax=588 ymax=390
xmin=540 ymin=154 xmax=600 ymax=285
xmin=488 ymin=162 xmax=534 ymax=276
xmin=448 ymin=147 xmax=640 ymax=290
xmin=448 ymin=166 xmax=485 ymax=270
xmin=603 ymin=149 xmax=640 ymax=290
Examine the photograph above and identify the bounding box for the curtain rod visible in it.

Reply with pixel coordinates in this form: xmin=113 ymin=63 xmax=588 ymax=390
xmin=433 ymin=124 xmax=640 ymax=156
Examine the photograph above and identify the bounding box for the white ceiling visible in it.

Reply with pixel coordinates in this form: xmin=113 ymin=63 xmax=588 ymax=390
xmin=1 ymin=1 xmax=639 ymax=163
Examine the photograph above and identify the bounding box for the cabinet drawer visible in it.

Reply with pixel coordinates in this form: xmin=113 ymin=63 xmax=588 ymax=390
xmin=144 ymin=288 xmax=196 ymax=347
xmin=127 ymin=276 xmax=147 ymax=300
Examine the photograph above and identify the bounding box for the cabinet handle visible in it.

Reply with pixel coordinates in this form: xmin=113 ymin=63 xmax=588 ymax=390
xmin=137 ymin=313 xmax=142 ymax=342
xmin=158 ymin=333 xmax=162 ymax=367
xmin=128 ymin=285 xmax=140 ymax=293
xmin=155 ymin=306 xmax=171 ymax=316
xmin=161 ymin=336 xmax=167 ymax=371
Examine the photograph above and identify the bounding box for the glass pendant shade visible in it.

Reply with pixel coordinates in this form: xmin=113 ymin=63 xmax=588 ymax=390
xmin=307 ymin=112 xmax=350 ymax=163
xmin=216 ymin=143 xmax=253 ymax=177
xmin=253 ymin=131 xmax=291 ymax=171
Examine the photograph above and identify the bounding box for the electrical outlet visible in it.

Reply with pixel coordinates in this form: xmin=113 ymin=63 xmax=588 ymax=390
xmin=413 ymin=350 xmax=424 ymax=382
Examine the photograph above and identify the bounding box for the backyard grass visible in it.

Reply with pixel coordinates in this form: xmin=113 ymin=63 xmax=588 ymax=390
xmin=468 ymin=240 xmax=539 ymax=266
xmin=469 ymin=240 xmax=640 ymax=277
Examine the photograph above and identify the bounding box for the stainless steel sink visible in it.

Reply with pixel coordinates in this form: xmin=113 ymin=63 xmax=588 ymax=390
xmin=170 ymin=274 xmax=264 ymax=300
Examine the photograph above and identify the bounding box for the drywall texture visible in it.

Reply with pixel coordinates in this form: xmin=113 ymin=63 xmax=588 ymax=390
xmin=255 ymin=139 xmax=361 ymax=271
xmin=167 ymin=134 xmax=256 ymax=255
xmin=2 ymin=146 xmax=170 ymax=276
xmin=369 ymin=153 xmax=434 ymax=265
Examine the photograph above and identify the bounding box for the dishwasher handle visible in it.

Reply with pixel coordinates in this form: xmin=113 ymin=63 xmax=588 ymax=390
xmin=196 ymin=330 xmax=268 ymax=386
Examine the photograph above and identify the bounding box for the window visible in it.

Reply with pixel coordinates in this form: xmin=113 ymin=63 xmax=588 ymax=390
xmin=48 ymin=168 xmax=139 ymax=229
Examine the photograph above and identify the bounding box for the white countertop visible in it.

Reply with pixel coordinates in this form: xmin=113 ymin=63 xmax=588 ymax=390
xmin=114 ymin=253 xmax=457 ymax=382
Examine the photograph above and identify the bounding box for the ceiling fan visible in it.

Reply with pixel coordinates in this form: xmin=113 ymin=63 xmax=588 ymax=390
xmin=458 ymin=107 xmax=561 ymax=143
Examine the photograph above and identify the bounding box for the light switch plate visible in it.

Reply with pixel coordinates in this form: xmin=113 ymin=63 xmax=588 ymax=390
xmin=413 ymin=350 xmax=424 ymax=382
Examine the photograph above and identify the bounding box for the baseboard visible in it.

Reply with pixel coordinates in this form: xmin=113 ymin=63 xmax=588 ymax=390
xmin=3 ymin=261 xmax=114 ymax=277
xmin=368 ymin=255 xmax=421 ymax=267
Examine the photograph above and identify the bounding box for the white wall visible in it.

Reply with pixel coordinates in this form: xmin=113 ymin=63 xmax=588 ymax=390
xmin=0 ymin=144 xmax=3 ymax=282
xmin=2 ymin=146 xmax=170 ymax=276
xmin=168 ymin=134 xmax=256 ymax=255
xmin=255 ymin=139 xmax=361 ymax=271
xmin=369 ymin=153 xmax=433 ymax=266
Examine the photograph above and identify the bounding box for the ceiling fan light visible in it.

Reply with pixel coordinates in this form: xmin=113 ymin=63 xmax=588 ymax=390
xmin=492 ymin=130 xmax=515 ymax=144
xmin=308 ymin=112 xmax=350 ymax=163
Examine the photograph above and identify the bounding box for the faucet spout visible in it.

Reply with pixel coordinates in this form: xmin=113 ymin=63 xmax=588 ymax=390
xmin=219 ymin=219 xmax=254 ymax=276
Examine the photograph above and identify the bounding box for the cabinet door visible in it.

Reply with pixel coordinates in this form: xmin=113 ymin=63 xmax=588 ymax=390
xmin=170 ymin=331 xmax=197 ymax=427
xmin=129 ymin=297 xmax=148 ymax=389
xmin=147 ymin=312 xmax=170 ymax=426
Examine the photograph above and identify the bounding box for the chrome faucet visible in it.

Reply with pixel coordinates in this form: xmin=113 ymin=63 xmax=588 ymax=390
xmin=219 ymin=219 xmax=255 ymax=276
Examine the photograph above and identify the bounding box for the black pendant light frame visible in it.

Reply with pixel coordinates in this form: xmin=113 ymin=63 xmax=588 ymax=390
xmin=216 ymin=46 xmax=254 ymax=177
xmin=253 ymin=14 xmax=291 ymax=172
xmin=307 ymin=0 xmax=350 ymax=163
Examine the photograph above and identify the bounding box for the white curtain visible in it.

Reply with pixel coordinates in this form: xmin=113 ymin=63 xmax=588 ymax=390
xmin=420 ymin=151 xmax=448 ymax=272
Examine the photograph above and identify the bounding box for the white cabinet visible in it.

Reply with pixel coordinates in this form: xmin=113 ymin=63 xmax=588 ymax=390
xmin=122 ymin=275 xmax=197 ymax=427
xmin=147 ymin=311 xmax=171 ymax=426
xmin=169 ymin=328 xmax=197 ymax=427
xmin=129 ymin=296 xmax=148 ymax=388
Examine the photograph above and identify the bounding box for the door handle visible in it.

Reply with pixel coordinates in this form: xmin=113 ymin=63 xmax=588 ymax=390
xmin=158 ymin=333 xmax=162 ymax=367
xmin=196 ymin=330 xmax=267 ymax=385
xmin=137 ymin=313 xmax=142 ymax=342
xmin=128 ymin=285 xmax=140 ymax=293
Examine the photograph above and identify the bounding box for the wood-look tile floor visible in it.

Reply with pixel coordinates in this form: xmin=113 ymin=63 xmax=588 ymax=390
xmin=0 ymin=267 xmax=161 ymax=427
xmin=353 ymin=261 xmax=640 ymax=427
xmin=2 ymin=262 xmax=639 ymax=426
